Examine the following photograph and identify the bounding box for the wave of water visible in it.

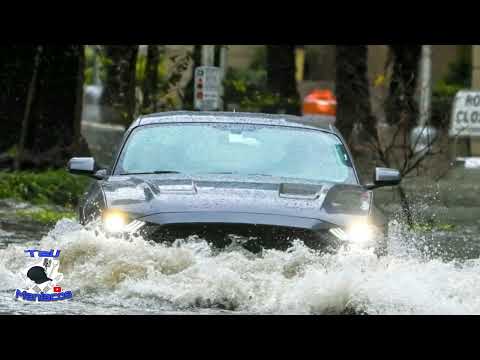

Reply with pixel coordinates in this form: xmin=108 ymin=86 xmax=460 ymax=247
xmin=1 ymin=218 xmax=480 ymax=315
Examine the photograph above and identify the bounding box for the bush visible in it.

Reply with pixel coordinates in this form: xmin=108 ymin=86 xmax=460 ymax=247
xmin=15 ymin=208 xmax=76 ymax=225
xmin=431 ymin=81 xmax=463 ymax=129
xmin=223 ymin=67 xmax=299 ymax=114
xmin=84 ymin=46 xmax=95 ymax=85
xmin=444 ymin=45 xmax=472 ymax=88
xmin=223 ymin=67 xmax=267 ymax=106
xmin=84 ymin=45 xmax=108 ymax=86
xmin=431 ymin=47 xmax=472 ymax=129
xmin=0 ymin=170 xmax=90 ymax=208
xmin=135 ymin=50 xmax=169 ymax=87
xmin=223 ymin=46 xmax=300 ymax=114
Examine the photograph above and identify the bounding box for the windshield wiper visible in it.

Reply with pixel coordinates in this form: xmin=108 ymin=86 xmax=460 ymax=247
xmin=119 ymin=171 xmax=182 ymax=175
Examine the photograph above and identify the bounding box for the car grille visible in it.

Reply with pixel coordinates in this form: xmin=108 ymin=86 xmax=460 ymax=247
xmin=141 ymin=223 xmax=340 ymax=252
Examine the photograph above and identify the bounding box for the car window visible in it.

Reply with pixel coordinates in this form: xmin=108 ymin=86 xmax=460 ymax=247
xmin=115 ymin=123 xmax=357 ymax=184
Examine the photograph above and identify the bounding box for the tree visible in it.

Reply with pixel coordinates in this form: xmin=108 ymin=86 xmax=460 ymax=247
xmin=183 ymin=45 xmax=202 ymax=110
xmin=265 ymin=45 xmax=300 ymax=115
xmin=0 ymin=45 xmax=90 ymax=169
xmin=100 ymin=45 xmax=139 ymax=126
xmin=385 ymin=45 xmax=422 ymax=130
xmin=141 ymin=45 xmax=164 ymax=113
xmin=0 ymin=45 xmax=37 ymax=155
xmin=361 ymin=45 xmax=437 ymax=227
xmin=335 ymin=45 xmax=378 ymax=145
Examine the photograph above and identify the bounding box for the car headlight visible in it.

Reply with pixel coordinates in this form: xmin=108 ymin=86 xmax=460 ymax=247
xmin=346 ymin=221 xmax=375 ymax=244
xmin=329 ymin=221 xmax=377 ymax=245
xmin=102 ymin=209 xmax=145 ymax=234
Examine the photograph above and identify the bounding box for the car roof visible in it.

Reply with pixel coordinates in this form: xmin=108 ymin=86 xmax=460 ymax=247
xmin=130 ymin=111 xmax=339 ymax=135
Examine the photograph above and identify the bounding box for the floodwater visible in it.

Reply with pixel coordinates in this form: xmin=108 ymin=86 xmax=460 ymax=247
xmin=1 ymin=198 xmax=480 ymax=315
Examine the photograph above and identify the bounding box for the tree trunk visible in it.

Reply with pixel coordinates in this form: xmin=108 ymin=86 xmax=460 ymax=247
xmin=14 ymin=45 xmax=43 ymax=170
xmin=0 ymin=45 xmax=90 ymax=170
xmin=385 ymin=45 xmax=422 ymax=130
xmin=183 ymin=45 xmax=202 ymax=110
xmin=27 ymin=45 xmax=90 ymax=167
xmin=335 ymin=45 xmax=378 ymax=145
xmin=100 ymin=45 xmax=139 ymax=127
xmin=73 ymin=44 xmax=86 ymax=151
xmin=142 ymin=45 xmax=162 ymax=113
xmin=398 ymin=185 xmax=413 ymax=227
xmin=265 ymin=45 xmax=300 ymax=115
xmin=0 ymin=45 xmax=37 ymax=154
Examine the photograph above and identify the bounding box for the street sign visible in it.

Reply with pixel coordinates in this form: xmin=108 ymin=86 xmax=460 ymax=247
xmin=194 ymin=66 xmax=222 ymax=111
xmin=450 ymin=90 xmax=480 ymax=137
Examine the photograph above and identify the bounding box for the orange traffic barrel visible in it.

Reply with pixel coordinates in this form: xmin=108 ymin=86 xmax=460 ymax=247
xmin=303 ymin=89 xmax=337 ymax=116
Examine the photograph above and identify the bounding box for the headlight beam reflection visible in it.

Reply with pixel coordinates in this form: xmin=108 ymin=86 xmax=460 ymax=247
xmin=102 ymin=210 xmax=145 ymax=234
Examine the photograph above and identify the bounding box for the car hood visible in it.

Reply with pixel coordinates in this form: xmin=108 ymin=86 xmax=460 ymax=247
xmin=100 ymin=174 xmax=372 ymax=227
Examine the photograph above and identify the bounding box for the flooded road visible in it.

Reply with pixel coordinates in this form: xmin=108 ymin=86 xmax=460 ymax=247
xmin=1 ymin=198 xmax=480 ymax=315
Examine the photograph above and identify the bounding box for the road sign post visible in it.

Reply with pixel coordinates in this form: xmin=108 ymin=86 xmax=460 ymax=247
xmin=194 ymin=66 xmax=222 ymax=111
xmin=450 ymin=91 xmax=480 ymax=138
xmin=411 ymin=45 xmax=437 ymax=155
xmin=201 ymin=45 xmax=215 ymax=66
xmin=449 ymin=90 xmax=480 ymax=167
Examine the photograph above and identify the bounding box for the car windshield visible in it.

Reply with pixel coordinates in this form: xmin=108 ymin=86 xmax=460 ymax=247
xmin=114 ymin=122 xmax=357 ymax=184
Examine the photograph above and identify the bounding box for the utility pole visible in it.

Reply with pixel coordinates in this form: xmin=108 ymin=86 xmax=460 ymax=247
xmin=419 ymin=45 xmax=432 ymax=127
xmin=218 ymin=46 xmax=228 ymax=111
xmin=201 ymin=45 xmax=215 ymax=66
xmin=411 ymin=45 xmax=436 ymax=154
xmin=219 ymin=46 xmax=228 ymax=79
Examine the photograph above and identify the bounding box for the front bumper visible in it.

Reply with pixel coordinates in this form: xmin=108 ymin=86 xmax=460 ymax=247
xmin=100 ymin=211 xmax=385 ymax=254
xmin=133 ymin=212 xmax=343 ymax=252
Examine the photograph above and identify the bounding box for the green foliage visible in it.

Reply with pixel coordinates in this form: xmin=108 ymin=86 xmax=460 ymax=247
xmin=250 ymin=46 xmax=267 ymax=71
xmin=223 ymin=47 xmax=268 ymax=110
xmin=223 ymin=47 xmax=299 ymax=114
xmin=84 ymin=46 xmax=95 ymax=85
xmin=136 ymin=50 xmax=170 ymax=87
xmin=223 ymin=67 xmax=299 ymax=113
xmin=223 ymin=67 xmax=267 ymax=111
xmin=15 ymin=208 xmax=76 ymax=225
xmin=431 ymin=47 xmax=472 ymax=129
xmin=0 ymin=170 xmax=90 ymax=208
xmin=431 ymin=81 xmax=463 ymax=129
xmin=136 ymin=52 xmax=147 ymax=85
xmin=411 ymin=220 xmax=456 ymax=232
xmin=444 ymin=45 xmax=472 ymax=88
xmin=433 ymin=80 xmax=464 ymax=98
xmin=83 ymin=45 xmax=112 ymax=86
xmin=156 ymin=53 xmax=191 ymax=111
xmin=6 ymin=145 xmax=17 ymax=158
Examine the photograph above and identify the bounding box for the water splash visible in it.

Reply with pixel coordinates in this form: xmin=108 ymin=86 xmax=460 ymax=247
xmin=1 ymin=218 xmax=480 ymax=314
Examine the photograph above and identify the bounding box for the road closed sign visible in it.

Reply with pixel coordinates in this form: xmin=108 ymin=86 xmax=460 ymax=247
xmin=194 ymin=66 xmax=222 ymax=111
xmin=450 ymin=90 xmax=480 ymax=137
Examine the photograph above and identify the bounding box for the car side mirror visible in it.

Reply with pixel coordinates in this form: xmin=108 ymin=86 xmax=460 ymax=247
xmin=68 ymin=157 xmax=105 ymax=179
xmin=366 ymin=167 xmax=401 ymax=189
